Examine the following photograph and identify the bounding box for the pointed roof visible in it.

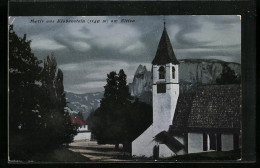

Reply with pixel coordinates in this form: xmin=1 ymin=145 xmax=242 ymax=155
xmin=152 ymin=27 xmax=179 ymax=65
xmin=71 ymin=115 xmax=86 ymax=125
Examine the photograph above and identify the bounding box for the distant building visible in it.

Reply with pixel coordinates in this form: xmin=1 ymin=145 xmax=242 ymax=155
xmin=132 ymin=24 xmax=241 ymax=158
xmin=71 ymin=115 xmax=92 ymax=141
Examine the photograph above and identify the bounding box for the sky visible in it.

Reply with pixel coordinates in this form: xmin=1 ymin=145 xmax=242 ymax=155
xmin=9 ymin=16 xmax=241 ymax=94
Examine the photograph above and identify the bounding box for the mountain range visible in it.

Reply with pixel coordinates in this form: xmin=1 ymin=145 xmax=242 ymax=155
xmin=65 ymin=91 xmax=103 ymax=120
xmin=65 ymin=59 xmax=241 ymax=118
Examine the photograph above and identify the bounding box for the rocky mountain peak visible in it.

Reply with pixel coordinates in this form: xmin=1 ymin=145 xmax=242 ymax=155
xmin=135 ymin=64 xmax=147 ymax=75
xmin=129 ymin=59 xmax=241 ymax=104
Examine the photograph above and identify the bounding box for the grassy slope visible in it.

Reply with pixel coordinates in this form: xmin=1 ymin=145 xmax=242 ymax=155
xmin=163 ymin=149 xmax=241 ymax=161
xmin=29 ymin=148 xmax=91 ymax=162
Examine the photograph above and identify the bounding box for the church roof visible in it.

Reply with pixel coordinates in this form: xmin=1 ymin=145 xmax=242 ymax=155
xmin=71 ymin=115 xmax=86 ymax=125
xmin=169 ymin=85 xmax=241 ymax=133
xmin=152 ymin=27 xmax=179 ymax=65
xmin=170 ymin=93 xmax=196 ymax=133
xmin=154 ymin=131 xmax=185 ymax=153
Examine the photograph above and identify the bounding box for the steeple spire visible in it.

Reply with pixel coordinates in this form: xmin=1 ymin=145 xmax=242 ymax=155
xmin=163 ymin=17 xmax=166 ymax=28
xmin=152 ymin=22 xmax=179 ymax=65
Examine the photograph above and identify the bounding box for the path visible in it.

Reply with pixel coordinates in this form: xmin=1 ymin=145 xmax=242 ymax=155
xmin=68 ymin=140 xmax=132 ymax=162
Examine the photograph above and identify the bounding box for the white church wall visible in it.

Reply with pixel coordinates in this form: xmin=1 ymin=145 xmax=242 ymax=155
xmin=73 ymin=132 xmax=91 ymax=141
xmin=188 ymin=133 xmax=203 ymax=153
xmin=166 ymin=63 xmax=179 ymax=83
xmin=152 ymin=83 xmax=179 ymax=132
xmin=132 ymin=125 xmax=155 ymax=157
xmin=78 ymin=125 xmax=88 ymax=131
xmin=174 ymin=135 xmax=187 ymax=155
xmin=221 ymin=134 xmax=233 ymax=151
xmin=159 ymin=144 xmax=175 ymax=158
xmin=174 ymin=135 xmax=185 ymax=144
xmin=152 ymin=65 xmax=159 ymax=82
xmin=165 ymin=64 xmax=171 ymax=83
xmin=132 ymin=27 xmax=182 ymax=158
xmin=176 ymin=148 xmax=186 ymax=155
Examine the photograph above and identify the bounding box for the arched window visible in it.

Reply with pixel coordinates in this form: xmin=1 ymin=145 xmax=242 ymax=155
xmin=172 ymin=66 xmax=175 ymax=79
xmin=159 ymin=66 xmax=165 ymax=79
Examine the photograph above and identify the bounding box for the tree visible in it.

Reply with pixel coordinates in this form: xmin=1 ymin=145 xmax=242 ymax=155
xmin=9 ymin=25 xmax=43 ymax=159
xmin=216 ymin=64 xmax=241 ymax=84
xmin=76 ymin=112 xmax=85 ymax=121
xmin=89 ymin=69 xmax=153 ymax=151
xmin=39 ymin=54 xmax=76 ymax=149
xmin=127 ymin=99 xmax=153 ymax=142
xmin=94 ymin=71 xmax=119 ymax=145
xmin=117 ymin=69 xmax=132 ymax=105
xmin=116 ymin=70 xmax=133 ymax=148
xmin=9 ymin=26 xmax=76 ymax=160
xmin=91 ymin=70 xmax=133 ymax=148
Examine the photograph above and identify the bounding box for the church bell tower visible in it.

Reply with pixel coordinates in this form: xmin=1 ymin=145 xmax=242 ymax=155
xmin=132 ymin=22 xmax=180 ymax=158
xmin=152 ymin=23 xmax=180 ymax=133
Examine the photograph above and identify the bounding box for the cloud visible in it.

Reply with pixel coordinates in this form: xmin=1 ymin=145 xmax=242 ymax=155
xmin=121 ymin=41 xmax=146 ymax=53
xmin=66 ymin=81 xmax=107 ymax=94
xmin=76 ymin=81 xmax=107 ymax=90
xmin=31 ymin=38 xmax=66 ymax=50
xmin=204 ymin=15 xmax=241 ymax=30
xmin=71 ymin=41 xmax=91 ymax=51
xmin=58 ymin=63 xmax=79 ymax=71
xmin=89 ymin=23 xmax=144 ymax=53
xmin=11 ymin=16 xmax=241 ymax=93
xmin=59 ymin=60 xmax=151 ymax=93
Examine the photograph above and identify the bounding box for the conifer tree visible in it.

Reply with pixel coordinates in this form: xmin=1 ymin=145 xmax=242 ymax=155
xmin=118 ymin=69 xmax=132 ymax=105
xmin=9 ymin=25 xmax=43 ymax=159
xmin=76 ymin=112 xmax=84 ymax=121
xmin=92 ymin=71 xmax=118 ymax=144
xmin=88 ymin=69 xmax=153 ymax=151
xmin=91 ymin=70 xmax=134 ymax=148
xmin=39 ymin=54 xmax=76 ymax=148
xmin=216 ymin=64 xmax=241 ymax=84
xmin=9 ymin=26 xmax=76 ymax=160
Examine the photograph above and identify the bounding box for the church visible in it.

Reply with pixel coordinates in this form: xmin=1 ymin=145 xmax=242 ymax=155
xmin=131 ymin=24 xmax=241 ymax=158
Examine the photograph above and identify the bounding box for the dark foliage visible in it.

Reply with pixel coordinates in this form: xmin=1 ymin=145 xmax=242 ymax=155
xmin=88 ymin=70 xmax=152 ymax=149
xmin=76 ymin=112 xmax=85 ymax=122
xmin=9 ymin=26 xmax=76 ymax=160
xmin=216 ymin=64 xmax=241 ymax=84
xmin=39 ymin=54 xmax=77 ymax=149
xmin=90 ymin=70 xmax=131 ymax=146
xmin=9 ymin=25 xmax=43 ymax=160
xmin=126 ymin=99 xmax=153 ymax=142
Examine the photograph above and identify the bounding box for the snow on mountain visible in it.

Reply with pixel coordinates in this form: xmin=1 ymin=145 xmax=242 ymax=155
xmin=65 ymin=91 xmax=104 ymax=120
xmin=65 ymin=59 xmax=241 ymax=118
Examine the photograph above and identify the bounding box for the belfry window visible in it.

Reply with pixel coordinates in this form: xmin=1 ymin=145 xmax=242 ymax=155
xmin=157 ymin=83 xmax=166 ymax=93
xmin=172 ymin=66 xmax=175 ymax=79
xmin=159 ymin=66 xmax=165 ymax=79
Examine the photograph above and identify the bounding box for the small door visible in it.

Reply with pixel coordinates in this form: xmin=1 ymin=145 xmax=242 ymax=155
xmin=153 ymin=145 xmax=159 ymax=159
xmin=203 ymin=133 xmax=208 ymax=151
xmin=217 ymin=133 xmax=222 ymax=151
xmin=209 ymin=133 xmax=216 ymax=150
xmin=233 ymin=133 xmax=239 ymax=150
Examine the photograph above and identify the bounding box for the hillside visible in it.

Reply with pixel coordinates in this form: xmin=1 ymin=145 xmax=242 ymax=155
xmin=65 ymin=59 xmax=241 ymax=117
xmin=65 ymin=92 xmax=104 ymax=120
xmin=129 ymin=59 xmax=241 ymax=104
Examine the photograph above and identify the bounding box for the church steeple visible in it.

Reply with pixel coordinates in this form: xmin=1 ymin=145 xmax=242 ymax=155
xmin=152 ymin=24 xmax=179 ymax=65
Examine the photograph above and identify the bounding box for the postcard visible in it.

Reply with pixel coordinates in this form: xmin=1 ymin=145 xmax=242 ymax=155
xmin=8 ymin=15 xmax=243 ymax=162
